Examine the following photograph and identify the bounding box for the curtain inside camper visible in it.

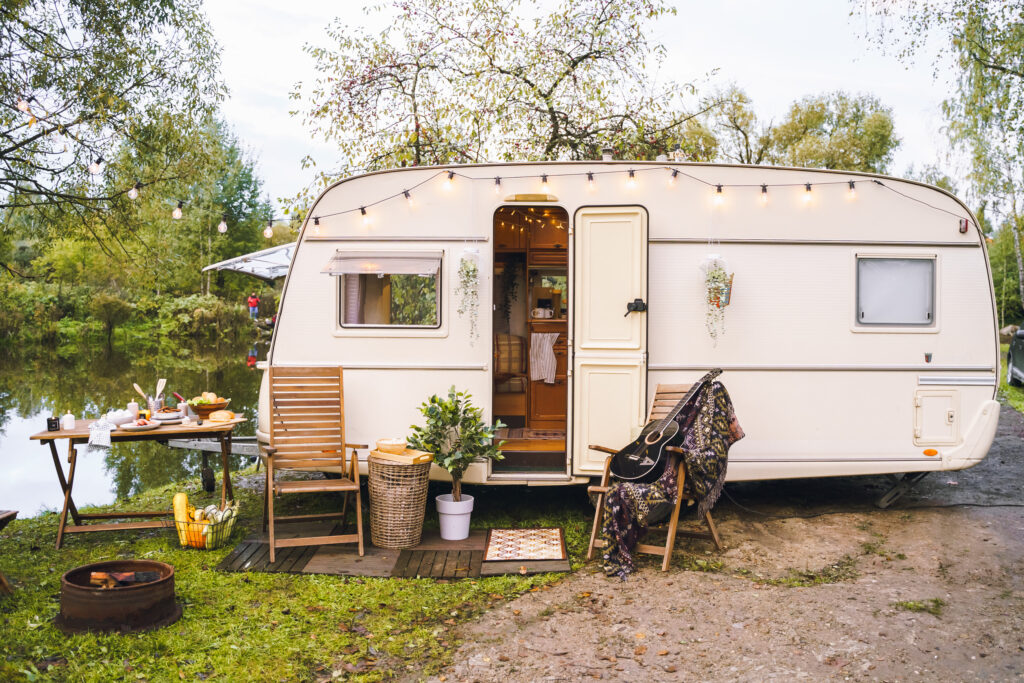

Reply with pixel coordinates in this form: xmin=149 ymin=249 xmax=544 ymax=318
xmin=324 ymin=251 xmax=442 ymax=328
xmin=857 ymin=257 xmax=934 ymax=325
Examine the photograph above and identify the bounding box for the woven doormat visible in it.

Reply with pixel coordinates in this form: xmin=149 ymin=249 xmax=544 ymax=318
xmin=483 ymin=527 xmax=566 ymax=562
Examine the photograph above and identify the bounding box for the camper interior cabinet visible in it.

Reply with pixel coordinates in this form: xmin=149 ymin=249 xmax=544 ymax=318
xmin=492 ymin=205 xmax=570 ymax=473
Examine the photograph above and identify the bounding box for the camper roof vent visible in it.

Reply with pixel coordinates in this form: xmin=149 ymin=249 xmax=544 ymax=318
xmin=601 ymin=146 xmax=614 ymax=161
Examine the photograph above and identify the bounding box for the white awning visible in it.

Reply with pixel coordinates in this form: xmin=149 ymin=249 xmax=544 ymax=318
xmin=202 ymin=242 xmax=296 ymax=281
xmin=321 ymin=250 xmax=442 ymax=276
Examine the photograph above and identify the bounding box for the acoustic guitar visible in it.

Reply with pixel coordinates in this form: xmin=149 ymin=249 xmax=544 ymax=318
xmin=609 ymin=369 xmax=723 ymax=482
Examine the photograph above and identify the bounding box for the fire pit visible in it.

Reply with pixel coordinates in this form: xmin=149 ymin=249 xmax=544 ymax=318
xmin=54 ymin=560 xmax=181 ymax=633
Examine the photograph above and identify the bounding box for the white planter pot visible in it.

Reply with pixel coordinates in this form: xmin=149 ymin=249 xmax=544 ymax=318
xmin=436 ymin=493 xmax=474 ymax=540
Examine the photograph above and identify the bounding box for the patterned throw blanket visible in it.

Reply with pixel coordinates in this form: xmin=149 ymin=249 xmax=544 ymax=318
xmin=601 ymin=381 xmax=744 ymax=579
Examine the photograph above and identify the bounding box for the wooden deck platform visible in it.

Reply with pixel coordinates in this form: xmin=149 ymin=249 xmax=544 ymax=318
xmin=216 ymin=524 xmax=571 ymax=578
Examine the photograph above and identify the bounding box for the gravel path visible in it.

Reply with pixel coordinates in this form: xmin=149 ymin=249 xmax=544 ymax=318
xmin=425 ymin=404 xmax=1024 ymax=682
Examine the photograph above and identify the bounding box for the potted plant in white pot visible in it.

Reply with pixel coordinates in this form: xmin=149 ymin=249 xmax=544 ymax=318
xmin=408 ymin=386 xmax=504 ymax=540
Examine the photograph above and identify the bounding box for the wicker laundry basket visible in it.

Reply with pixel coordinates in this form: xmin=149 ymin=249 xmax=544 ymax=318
xmin=368 ymin=454 xmax=432 ymax=549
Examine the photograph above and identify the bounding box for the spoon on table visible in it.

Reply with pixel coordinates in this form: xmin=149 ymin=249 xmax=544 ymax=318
xmin=155 ymin=378 xmax=166 ymax=399
xmin=132 ymin=383 xmax=148 ymax=401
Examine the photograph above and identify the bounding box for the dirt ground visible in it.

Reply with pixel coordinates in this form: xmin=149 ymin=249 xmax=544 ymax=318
xmin=425 ymin=404 xmax=1024 ymax=682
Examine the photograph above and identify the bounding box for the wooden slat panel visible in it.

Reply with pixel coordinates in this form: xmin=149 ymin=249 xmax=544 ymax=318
xmin=237 ymin=542 xmax=268 ymax=571
xmin=273 ymin=546 xmax=311 ymax=572
xmin=271 ymin=367 xmax=342 ymax=377
xmin=656 ymin=384 xmax=693 ymax=392
xmin=217 ymin=539 xmax=255 ymax=571
xmin=271 ymin=433 xmax=343 ymax=443
xmin=271 ymin=376 xmax=341 ymax=385
xmin=468 ymin=550 xmax=483 ymax=578
xmin=271 ymin=391 xmax=341 ymax=400
xmin=442 ymin=551 xmax=459 ymax=578
xmin=271 ymin=400 xmax=341 ymax=409
xmin=274 ymin=476 xmax=354 ymax=490
xmin=430 ymin=551 xmax=448 ymax=577
xmin=416 ymin=550 xmax=436 ymax=577
xmin=454 ymin=550 xmax=471 ymax=578
xmin=275 ymin=533 xmax=359 ymax=548
xmin=391 ymin=550 xmax=414 ymax=577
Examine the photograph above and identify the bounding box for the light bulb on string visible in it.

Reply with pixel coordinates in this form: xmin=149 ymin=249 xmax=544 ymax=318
xmin=172 ymin=201 xmax=183 ymax=220
xmin=403 ymin=189 xmax=414 ymax=207
xmin=626 ymin=169 xmax=636 ymax=188
xmin=540 ymin=174 xmax=548 ymax=189
xmin=803 ymin=183 xmax=813 ymax=203
xmin=217 ymin=214 xmax=228 ymax=233
xmin=669 ymin=169 xmax=679 ymax=187
xmin=444 ymin=170 xmax=455 ymax=190
xmin=360 ymin=206 xmax=370 ymax=226
xmin=88 ymin=157 xmax=104 ymax=175
xmin=312 ymin=216 xmax=321 ymax=236
xmin=127 ymin=181 xmax=141 ymax=200
xmin=16 ymin=96 xmax=31 ymax=113
xmin=263 ymin=220 xmax=274 ymax=239
xmin=586 ymin=172 xmax=595 ymax=191
xmin=847 ymin=180 xmax=856 ymax=199
xmin=760 ymin=184 xmax=768 ymax=205
xmin=494 ymin=177 xmax=502 ymax=195
xmin=713 ymin=184 xmax=724 ymax=206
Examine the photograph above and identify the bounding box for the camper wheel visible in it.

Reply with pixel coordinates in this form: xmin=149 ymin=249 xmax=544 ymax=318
xmin=1009 ymin=354 xmax=1023 ymax=387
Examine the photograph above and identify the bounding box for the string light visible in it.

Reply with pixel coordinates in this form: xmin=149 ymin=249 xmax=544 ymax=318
xmin=804 ymin=183 xmax=813 ymax=203
xmin=360 ymin=206 xmax=369 ymax=226
xmin=127 ymin=181 xmax=141 ymax=200
xmin=88 ymin=157 xmax=104 ymax=175
xmin=848 ymin=180 xmax=856 ymax=199
xmin=626 ymin=169 xmax=636 ymax=188
xmin=217 ymin=214 xmax=228 ymax=233
xmin=669 ymin=169 xmax=679 ymax=186
xmin=16 ymin=96 xmax=31 ymax=113
xmin=312 ymin=216 xmax=321 ymax=236
xmin=172 ymin=201 xmax=183 ymax=220
xmin=713 ymin=184 xmax=724 ymax=206
xmin=263 ymin=220 xmax=274 ymax=239
xmin=760 ymin=184 xmax=768 ymax=205
xmin=403 ymin=189 xmax=413 ymax=207
xmin=444 ymin=170 xmax=455 ymax=189
xmin=540 ymin=173 xmax=548 ymax=189
xmin=587 ymin=172 xmax=595 ymax=191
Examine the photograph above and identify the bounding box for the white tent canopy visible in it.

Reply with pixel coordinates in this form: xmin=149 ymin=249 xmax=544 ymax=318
xmin=203 ymin=242 xmax=296 ymax=281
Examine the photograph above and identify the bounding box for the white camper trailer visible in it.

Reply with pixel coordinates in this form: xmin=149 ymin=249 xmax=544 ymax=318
xmin=257 ymin=162 xmax=1000 ymax=488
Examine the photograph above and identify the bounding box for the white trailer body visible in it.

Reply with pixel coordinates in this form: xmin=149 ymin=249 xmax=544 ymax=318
xmin=258 ymin=162 xmax=999 ymax=486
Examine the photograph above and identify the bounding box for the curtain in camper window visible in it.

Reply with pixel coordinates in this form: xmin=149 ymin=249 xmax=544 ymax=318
xmin=857 ymin=257 xmax=934 ymax=325
xmin=323 ymin=251 xmax=442 ymax=328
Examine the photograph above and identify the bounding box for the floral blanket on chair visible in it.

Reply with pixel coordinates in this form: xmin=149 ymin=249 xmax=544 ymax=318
xmin=601 ymin=381 xmax=744 ymax=579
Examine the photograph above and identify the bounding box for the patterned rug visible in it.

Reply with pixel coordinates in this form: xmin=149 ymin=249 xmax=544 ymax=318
xmin=483 ymin=527 xmax=566 ymax=562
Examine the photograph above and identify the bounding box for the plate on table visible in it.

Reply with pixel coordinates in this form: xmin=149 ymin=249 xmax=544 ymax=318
xmin=153 ymin=418 xmax=182 ymax=426
xmin=118 ymin=422 xmax=161 ymax=432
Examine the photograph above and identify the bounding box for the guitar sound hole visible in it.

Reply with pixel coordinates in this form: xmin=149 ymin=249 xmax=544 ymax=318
xmin=644 ymin=431 xmax=662 ymax=446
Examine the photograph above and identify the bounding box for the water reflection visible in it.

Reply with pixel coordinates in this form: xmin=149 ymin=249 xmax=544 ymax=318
xmin=0 ymin=341 xmax=266 ymax=513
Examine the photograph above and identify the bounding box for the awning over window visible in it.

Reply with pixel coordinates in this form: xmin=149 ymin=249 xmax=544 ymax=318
xmin=321 ymin=250 xmax=442 ymax=276
xmin=202 ymin=242 xmax=296 ymax=282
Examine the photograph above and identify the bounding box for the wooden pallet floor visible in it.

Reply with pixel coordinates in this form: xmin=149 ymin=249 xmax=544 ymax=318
xmin=216 ymin=526 xmax=570 ymax=578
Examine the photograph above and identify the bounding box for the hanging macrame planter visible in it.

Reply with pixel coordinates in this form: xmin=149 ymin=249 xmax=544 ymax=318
xmin=456 ymin=247 xmax=480 ymax=345
xmin=701 ymin=254 xmax=734 ymax=346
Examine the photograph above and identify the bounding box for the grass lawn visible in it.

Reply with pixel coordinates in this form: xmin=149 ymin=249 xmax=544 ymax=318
xmin=0 ymin=469 xmax=593 ymax=681
xmin=998 ymin=343 xmax=1024 ymax=413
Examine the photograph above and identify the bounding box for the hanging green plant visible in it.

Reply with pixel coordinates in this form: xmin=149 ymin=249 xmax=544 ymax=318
xmin=702 ymin=255 xmax=733 ymax=346
xmin=456 ymin=252 xmax=480 ymax=345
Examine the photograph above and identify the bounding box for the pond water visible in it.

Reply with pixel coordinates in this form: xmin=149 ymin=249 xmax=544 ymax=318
xmin=0 ymin=342 xmax=267 ymax=516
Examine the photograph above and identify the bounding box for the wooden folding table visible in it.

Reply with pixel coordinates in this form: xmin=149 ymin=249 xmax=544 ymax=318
xmin=30 ymin=418 xmax=245 ymax=549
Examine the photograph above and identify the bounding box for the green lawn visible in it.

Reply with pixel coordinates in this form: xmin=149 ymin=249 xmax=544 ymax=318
xmin=0 ymin=472 xmax=592 ymax=681
xmin=999 ymin=343 xmax=1024 ymax=413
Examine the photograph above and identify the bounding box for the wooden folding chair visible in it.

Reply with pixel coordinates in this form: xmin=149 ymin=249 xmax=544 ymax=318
xmin=586 ymin=384 xmax=722 ymax=571
xmin=262 ymin=366 xmax=366 ymax=563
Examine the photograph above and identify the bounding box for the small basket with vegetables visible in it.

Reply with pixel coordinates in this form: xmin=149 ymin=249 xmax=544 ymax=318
xmin=172 ymin=492 xmax=239 ymax=550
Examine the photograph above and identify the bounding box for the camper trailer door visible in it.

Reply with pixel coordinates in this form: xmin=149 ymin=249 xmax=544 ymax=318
xmin=572 ymin=207 xmax=649 ymax=474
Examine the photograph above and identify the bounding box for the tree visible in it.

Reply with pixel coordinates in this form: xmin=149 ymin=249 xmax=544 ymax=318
xmin=712 ymin=88 xmax=899 ymax=172
xmin=0 ymin=0 xmax=223 ymax=226
xmin=290 ymin=0 xmax=715 ymax=208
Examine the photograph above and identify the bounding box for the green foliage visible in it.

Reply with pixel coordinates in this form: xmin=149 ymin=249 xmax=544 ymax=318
xmin=408 ymin=386 xmax=505 ymax=501
xmin=156 ymin=294 xmax=252 ymax=344
xmin=88 ymin=293 xmax=134 ymax=346
xmin=715 ymin=87 xmax=900 ymax=172
xmin=0 ymin=0 xmax=223 ymax=228
xmin=389 ymin=274 xmax=438 ymax=325
xmin=289 ymin=0 xmax=710 ymax=206
xmin=990 ymin=228 xmax=1023 ymax=327
xmin=892 ymin=598 xmax=946 ymax=616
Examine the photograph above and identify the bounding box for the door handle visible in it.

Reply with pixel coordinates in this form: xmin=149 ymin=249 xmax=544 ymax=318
xmin=624 ymin=298 xmax=647 ymax=317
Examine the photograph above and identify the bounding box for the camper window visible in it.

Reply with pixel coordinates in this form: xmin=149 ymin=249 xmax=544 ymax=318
xmin=856 ymin=257 xmax=934 ymax=326
xmin=324 ymin=251 xmax=442 ymax=328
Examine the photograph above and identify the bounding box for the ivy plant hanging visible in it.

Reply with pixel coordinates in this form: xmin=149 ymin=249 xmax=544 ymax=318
xmin=456 ymin=249 xmax=480 ymax=345
xmin=701 ymin=254 xmax=733 ymax=346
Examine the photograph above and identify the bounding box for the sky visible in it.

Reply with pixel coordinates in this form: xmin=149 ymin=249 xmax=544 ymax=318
xmin=205 ymin=1 xmax=957 ymax=215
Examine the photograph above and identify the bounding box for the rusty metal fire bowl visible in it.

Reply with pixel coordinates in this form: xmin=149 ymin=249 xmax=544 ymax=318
xmin=55 ymin=560 xmax=181 ymax=634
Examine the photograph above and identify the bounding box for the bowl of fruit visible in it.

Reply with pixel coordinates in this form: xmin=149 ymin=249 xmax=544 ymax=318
xmin=187 ymin=392 xmax=231 ymax=420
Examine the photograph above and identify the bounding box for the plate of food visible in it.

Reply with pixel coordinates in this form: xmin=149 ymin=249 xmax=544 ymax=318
xmin=153 ymin=407 xmax=183 ymax=421
xmin=118 ymin=418 xmax=161 ymax=432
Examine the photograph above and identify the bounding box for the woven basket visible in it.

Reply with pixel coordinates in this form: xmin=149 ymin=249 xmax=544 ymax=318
xmin=368 ymin=455 xmax=432 ymax=549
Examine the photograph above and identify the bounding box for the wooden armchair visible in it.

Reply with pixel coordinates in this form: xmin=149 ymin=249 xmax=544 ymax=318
xmin=262 ymin=366 xmax=366 ymax=563
xmin=586 ymin=384 xmax=722 ymax=572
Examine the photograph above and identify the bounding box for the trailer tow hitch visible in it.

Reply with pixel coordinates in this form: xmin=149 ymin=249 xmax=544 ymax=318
xmin=875 ymin=472 xmax=930 ymax=509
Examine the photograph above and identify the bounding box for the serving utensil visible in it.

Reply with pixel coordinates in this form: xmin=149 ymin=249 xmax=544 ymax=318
xmin=155 ymin=378 xmax=166 ymax=400
xmin=132 ymin=383 xmax=148 ymax=400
